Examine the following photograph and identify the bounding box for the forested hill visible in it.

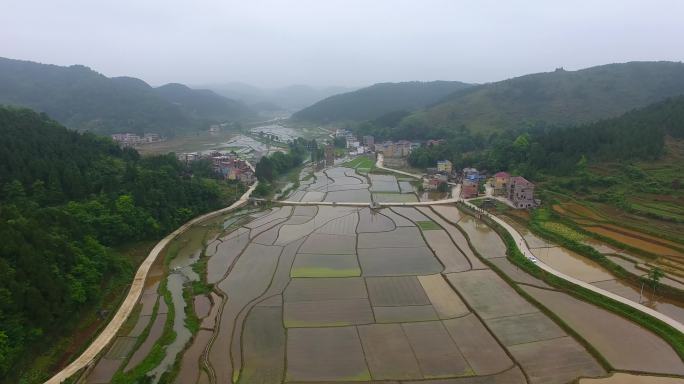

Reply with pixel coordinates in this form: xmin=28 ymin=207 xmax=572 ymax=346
xmin=0 ymin=106 xmax=235 ymax=380
xmin=407 ymin=61 xmax=684 ymax=134
xmin=408 ymin=95 xmax=684 ymax=177
xmin=292 ymin=81 xmax=473 ymax=123
xmin=0 ymin=57 xmax=253 ymax=136
xmin=153 ymin=82 xmax=250 ymax=120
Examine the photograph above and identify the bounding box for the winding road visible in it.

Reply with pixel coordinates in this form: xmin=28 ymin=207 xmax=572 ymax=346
xmin=46 ymin=181 xmax=259 ymax=384
xmin=47 ymin=155 xmax=683 ymax=383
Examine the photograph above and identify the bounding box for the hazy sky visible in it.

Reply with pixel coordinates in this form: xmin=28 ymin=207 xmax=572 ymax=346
xmin=2 ymin=0 xmax=683 ymax=88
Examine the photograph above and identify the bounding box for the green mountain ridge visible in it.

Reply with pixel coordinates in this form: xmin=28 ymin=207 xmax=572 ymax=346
xmin=409 ymin=61 xmax=684 ymax=133
xmin=292 ymin=80 xmax=474 ymax=122
xmin=0 ymin=57 xmax=253 ymax=136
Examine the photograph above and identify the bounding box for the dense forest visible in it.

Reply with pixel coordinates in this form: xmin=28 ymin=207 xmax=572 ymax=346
xmin=0 ymin=106 xmax=237 ymax=377
xmin=293 ymin=81 xmax=473 ymax=123
xmin=0 ymin=57 xmax=253 ymax=136
xmin=408 ymin=95 xmax=684 ymax=177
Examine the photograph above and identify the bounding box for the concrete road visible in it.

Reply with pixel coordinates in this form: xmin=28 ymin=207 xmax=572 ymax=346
xmin=460 ymin=200 xmax=684 ymax=334
xmin=45 ymin=181 xmax=259 ymax=384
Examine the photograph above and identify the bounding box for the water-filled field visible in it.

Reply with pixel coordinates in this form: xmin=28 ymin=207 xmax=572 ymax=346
xmin=85 ymin=165 xmax=684 ymax=384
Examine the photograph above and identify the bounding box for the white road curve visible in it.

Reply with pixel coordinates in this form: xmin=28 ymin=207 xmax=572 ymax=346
xmin=371 ymin=155 xmax=684 ymax=333
xmin=46 ymin=180 xmax=259 ymax=384
xmin=460 ymin=199 xmax=684 ymax=334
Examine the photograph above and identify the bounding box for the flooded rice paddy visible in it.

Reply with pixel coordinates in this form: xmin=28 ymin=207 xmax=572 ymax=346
xmin=86 ymin=165 xmax=684 ymax=383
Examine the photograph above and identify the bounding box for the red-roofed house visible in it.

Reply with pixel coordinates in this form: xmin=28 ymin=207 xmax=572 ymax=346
xmin=507 ymin=176 xmax=536 ymax=208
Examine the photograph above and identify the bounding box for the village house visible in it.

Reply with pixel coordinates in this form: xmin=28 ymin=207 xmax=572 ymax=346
xmin=177 ymin=152 xmax=200 ymax=163
xmin=216 ymin=157 xmax=255 ymax=184
xmin=507 ymin=176 xmax=536 ymax=208
xmin=376 ymin=141 xmax=395 ymax=157
xmin=363 ymin=135 xmax=375 ymax=147
xmin=395 ymin=140 xmax=412 ymax=157
xmin=376 ymin=140 xmax=415 ymax=158
xmin=461 ymin=178 xmax=479 ymax=199
xmin=462 ymin=167 xmax=479 ymax=180
xmin=423 ymin=173 xmax=448 ymax=191
xmin=492 ymin=171 xmax=510 ymax=195
xmin=437 ymin=160 xmax=453 ymax=174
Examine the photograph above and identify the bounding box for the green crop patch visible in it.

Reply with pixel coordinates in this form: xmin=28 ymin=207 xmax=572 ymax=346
xmin=417 ymin=221 xmax=441 ymax=230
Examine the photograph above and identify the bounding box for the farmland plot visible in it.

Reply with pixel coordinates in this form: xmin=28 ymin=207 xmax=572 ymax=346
xmin=357 ymin=208 xmax=396 ymax=232
xmin=109 ymin=172 xmax=683 ymax=384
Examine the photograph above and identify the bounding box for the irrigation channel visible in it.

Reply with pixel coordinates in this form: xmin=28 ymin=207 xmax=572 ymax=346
xmin=48 ymin=159 xmax=684 ymax=384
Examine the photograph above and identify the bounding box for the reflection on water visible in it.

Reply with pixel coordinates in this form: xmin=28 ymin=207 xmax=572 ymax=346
xmin=457 ymin=214 xmax=507 ymax=259
xmin=531 ymin=247 xmax=614 ymax=283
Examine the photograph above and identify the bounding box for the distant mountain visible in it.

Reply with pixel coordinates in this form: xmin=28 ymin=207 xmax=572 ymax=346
xmin=153 ymin=83 xmax=249 ymax=121
xmin=0 ymin=57 xmax=253 ymax=136
xmin=204 ymin=82 xmax=356 ymax=113
xmin=410 ymin=61 xmax=684 ymax=133
xmin=292 ymin=81 xmax=474 ymax=123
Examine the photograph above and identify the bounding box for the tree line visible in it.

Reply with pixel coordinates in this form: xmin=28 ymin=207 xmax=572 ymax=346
xmin=0 ymin=106 xmax=236 ymax=378
xmin=406 ymin=95 xmax=684 ymax=178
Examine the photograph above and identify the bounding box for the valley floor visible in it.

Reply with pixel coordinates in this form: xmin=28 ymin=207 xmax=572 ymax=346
xmin=76 ymin=164 xmax=683 ymax=384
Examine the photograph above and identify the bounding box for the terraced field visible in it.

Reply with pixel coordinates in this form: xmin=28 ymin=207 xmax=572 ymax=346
xmin=84 ymin=165 xmax=684 ymax=384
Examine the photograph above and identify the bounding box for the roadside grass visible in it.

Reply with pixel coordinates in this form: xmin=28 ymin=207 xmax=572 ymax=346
xmin=416 ymin=221 xmax=441 ymax=231
xmin=457 ymin=203 xmax=684 ymax=361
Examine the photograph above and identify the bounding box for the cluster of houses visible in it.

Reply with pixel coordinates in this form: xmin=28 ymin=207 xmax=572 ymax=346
xmin=422 ymin=160 xmax=453 ymax=191
xmin=416 ymin=161 xmax=537 ymax=209
xmin=375 ymin=140 xmax=418 ymax=158
xmin=333 ymin=129 xmax=373 ymax=156
xmin=177 ymin=151 xmax=255 ymax=185
xmin=460 ymin=167 xmax=484 ymax=198
xmin=111 ymin=133 xmax=163 ymax=147
xmin=333 ymin=130 xmax=430 ymax=159
xmin=458 ymin=168 xmax=537 ymax=208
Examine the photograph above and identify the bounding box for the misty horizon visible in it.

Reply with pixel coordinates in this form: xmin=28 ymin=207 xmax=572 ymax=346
xmin=2 ymin=0 xmax=684 ymax=88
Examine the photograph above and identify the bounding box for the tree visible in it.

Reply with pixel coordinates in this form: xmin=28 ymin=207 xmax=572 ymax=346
xmin=333 ymin=136 xmax=347 ymax=148
xmin=648 ymin=267 xmax=664 ymax=295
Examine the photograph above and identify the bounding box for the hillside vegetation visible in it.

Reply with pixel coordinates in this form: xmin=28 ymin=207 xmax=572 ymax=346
xmin=0 ymin=106 xmax=240 ymax=381
xmin=292 ymin=81 xmax=473 ymax=122
xmin=0 ymin=57 xmax=253 ymax=136
xmin=409 ymin=61 xmax=684 ymax=133
xmin=409 ymin=95 xmax=684 ymax=176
